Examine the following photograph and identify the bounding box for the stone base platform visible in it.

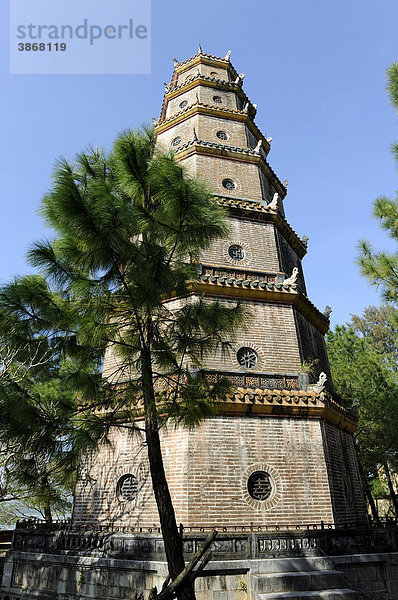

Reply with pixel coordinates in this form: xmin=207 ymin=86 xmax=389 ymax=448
xmin=2 ymin=524 xmax=398 ymax=600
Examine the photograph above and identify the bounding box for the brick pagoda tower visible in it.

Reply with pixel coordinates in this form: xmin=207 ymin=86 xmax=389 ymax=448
xmin=72 ymin=50 xmax=366 ymax=529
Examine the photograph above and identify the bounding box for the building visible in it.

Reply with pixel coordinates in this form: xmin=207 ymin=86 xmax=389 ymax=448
xmin=3 ymin=49 xmax=398 ymax=600
xmin=72 ymin=48 xmax=366 ymax=530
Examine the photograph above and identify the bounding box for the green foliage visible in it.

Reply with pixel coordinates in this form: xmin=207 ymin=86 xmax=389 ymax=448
xmin=348 ymin=304 xmax=398 ymax=361
xmin=354 ymin=63 xmax=398 ymax=515
xmin=326 ymin=324 xmax=398 ymax=468
xmin=358 ymin=65 xmax=398 ymax=300
xmin=0 ymin=126 xmax=243 ymax=549
xmin=371 ymin=475 xmax=389 ymax=500
xmin=0 ymin=298 xmax=103 ymax=523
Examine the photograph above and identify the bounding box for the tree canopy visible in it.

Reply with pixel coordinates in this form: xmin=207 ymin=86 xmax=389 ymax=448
xmin=0 ymin=127 xmax=243 ymax=600
xmin=358 ymin=63 xmax=398 ymax=300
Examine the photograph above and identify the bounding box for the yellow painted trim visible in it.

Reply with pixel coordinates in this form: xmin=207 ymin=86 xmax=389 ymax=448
xmin=215 ymin=400 xmax=357 ymax=433
xmin=109 ymin=396 xmax=357 ymax=434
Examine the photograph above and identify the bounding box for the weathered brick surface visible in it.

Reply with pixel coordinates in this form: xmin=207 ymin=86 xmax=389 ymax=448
xmin=176 ymin=63 xmax=230 ymax=85
xmin=157 ymin=114 xmax=251 ymax=153
xmin=166 ymin=87 xmax=239 ymax=120
xmin=184 ymin=153 xmax=264 ymax=202
xmin=201 ymin=217 xmax=280 ymax=272
xmin=102 ymin=297 xmax=302 ymax=379
xmin=73 ymin=416 xmax=338 ymax=528
xmin=294 ymin=310 xmax=333 ymax=388
xmin=321 ymin=422 xmax=367 ymax=522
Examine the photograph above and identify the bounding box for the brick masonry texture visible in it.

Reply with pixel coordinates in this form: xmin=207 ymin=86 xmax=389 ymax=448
xmin=166 ymin=87 xmax=239 ymax=120
xmin=157 ymin=114 xmax=252 ymax=153
xmin=102 ymin=297 xmax=302 ymax=378
xmin=201 ymin=217 xmax=280 ymax=272
xmin=183 ymin=153 xmax=264 ymax=202
xmin=73 ymin=416 xmax=340 ymax=528
xmin=321 ymin=422 xmax=367 ymax=522
xmin=176 ymin=63 xmax=230 ymax=85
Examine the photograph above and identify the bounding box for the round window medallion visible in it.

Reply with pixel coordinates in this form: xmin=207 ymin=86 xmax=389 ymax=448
xmin=171 ymin=136 xmax=181 ymax=147
xmin=222 ymin=178 xmax=236 ymax=191
xmin=210 ymin=71 xmax=218 ymax=77
xmin=247 ymin=471 xmax=272 ymax=501
xmin=117 ymin=474 xmax=139 ymax=502
xmin=237 ymin=347 xmax=258 ymax=369
xmin=179 ymin=100 xmax=188 ymax=109
xmin=213 ymin=95 xmax=223 ymax=103
xmin=216 ymin=130 xmax=228 ymax=141
xmin=228 ymin=245 xmax=244 ymax=260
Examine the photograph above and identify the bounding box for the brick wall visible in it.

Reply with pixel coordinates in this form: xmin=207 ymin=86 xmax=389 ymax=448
xmin=157 ymin=114 xmax=251 ymax=153
xmin=166 ymin=87 xmax=239 ymax=120
xmin=183 ymin=153 xmax=264 ymax=202
xmin=321 ymin=422 xmax=367 ymax=522
xmin=201 ymin=217 xmax=280 ymax=272
xmin=73 ymin=415 xmax=337 ymax=528
xmin=101 ymin=296 xmax=303 ymax=380
xmin=176 ymin=64 xmax=230 ymax=85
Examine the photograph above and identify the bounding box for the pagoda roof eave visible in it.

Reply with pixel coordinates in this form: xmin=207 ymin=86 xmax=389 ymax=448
xmin=155 ymin=103 xmax=269 ymax=154
xmin=215 ymin=196 xmax=307 ymax=258
xmin=216 ymin=387 xmax=357 ymax=433
xmin=188 ymin=279 xmax=330 ymax=334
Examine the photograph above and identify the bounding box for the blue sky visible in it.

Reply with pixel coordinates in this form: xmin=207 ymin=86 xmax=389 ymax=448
xmin=1 ymin=0 xmax=398 ymax=328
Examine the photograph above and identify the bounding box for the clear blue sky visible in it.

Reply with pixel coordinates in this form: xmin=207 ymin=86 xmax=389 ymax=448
xmin=1 ymin=0 xmax=398 ymax=328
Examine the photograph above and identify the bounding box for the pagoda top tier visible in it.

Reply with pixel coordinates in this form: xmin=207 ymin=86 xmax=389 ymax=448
xmin=169 ymin=48 xmax=237 ymax=77
xmin=157 ymin=49 xmax=264 ymax=138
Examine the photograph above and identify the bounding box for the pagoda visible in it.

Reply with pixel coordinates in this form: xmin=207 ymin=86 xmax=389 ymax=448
xmin=71 ymin=49 xmax=366 ymax=530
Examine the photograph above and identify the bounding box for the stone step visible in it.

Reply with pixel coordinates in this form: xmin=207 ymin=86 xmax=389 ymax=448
xmin=251 ymin=557 xmax=338 ymax=574
xmin=258 ymin=588 xmax=358 ymax=600
xmin=254 ymin=570 xmax=346 ymax=593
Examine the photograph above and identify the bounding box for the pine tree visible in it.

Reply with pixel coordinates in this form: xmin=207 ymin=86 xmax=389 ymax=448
xmin=358 ymin=64 xmax=398 ymax=297
xmin=0 ymin=287 xmax=101 ymax=523
xmin=0 ymin=127 xmax=243 ymax=600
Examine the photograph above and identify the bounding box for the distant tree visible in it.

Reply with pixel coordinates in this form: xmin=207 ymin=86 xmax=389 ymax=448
xmin=358 ymin=63 xmax=398 ymax=300
xmin=355 ymin=63 xmax=398 ymax=517
xmin=326 ymin=323 xmax=398 ymax=517
xmin=349 ymin=304 xmax=398 ymax=362
xmin=0 ymin=127 xmax=243 ymax=600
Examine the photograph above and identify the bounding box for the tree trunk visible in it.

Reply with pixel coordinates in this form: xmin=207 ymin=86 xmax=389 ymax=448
xmin=43 ymin=503 xmax=53 ymax=524
xmin=383 ymin=461 xmax=398 ymax=516
xmin=40 ymin=476 xmax=53 ymax=524
xmin=141 ymin=346 xmax=196 ymax=600
xmin=358 ymin=460 xmax=379 ymax=521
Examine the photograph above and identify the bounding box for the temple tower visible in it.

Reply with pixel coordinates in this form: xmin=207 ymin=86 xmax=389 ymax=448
xmin=72 ymin=51 xmax=367 ymax=529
